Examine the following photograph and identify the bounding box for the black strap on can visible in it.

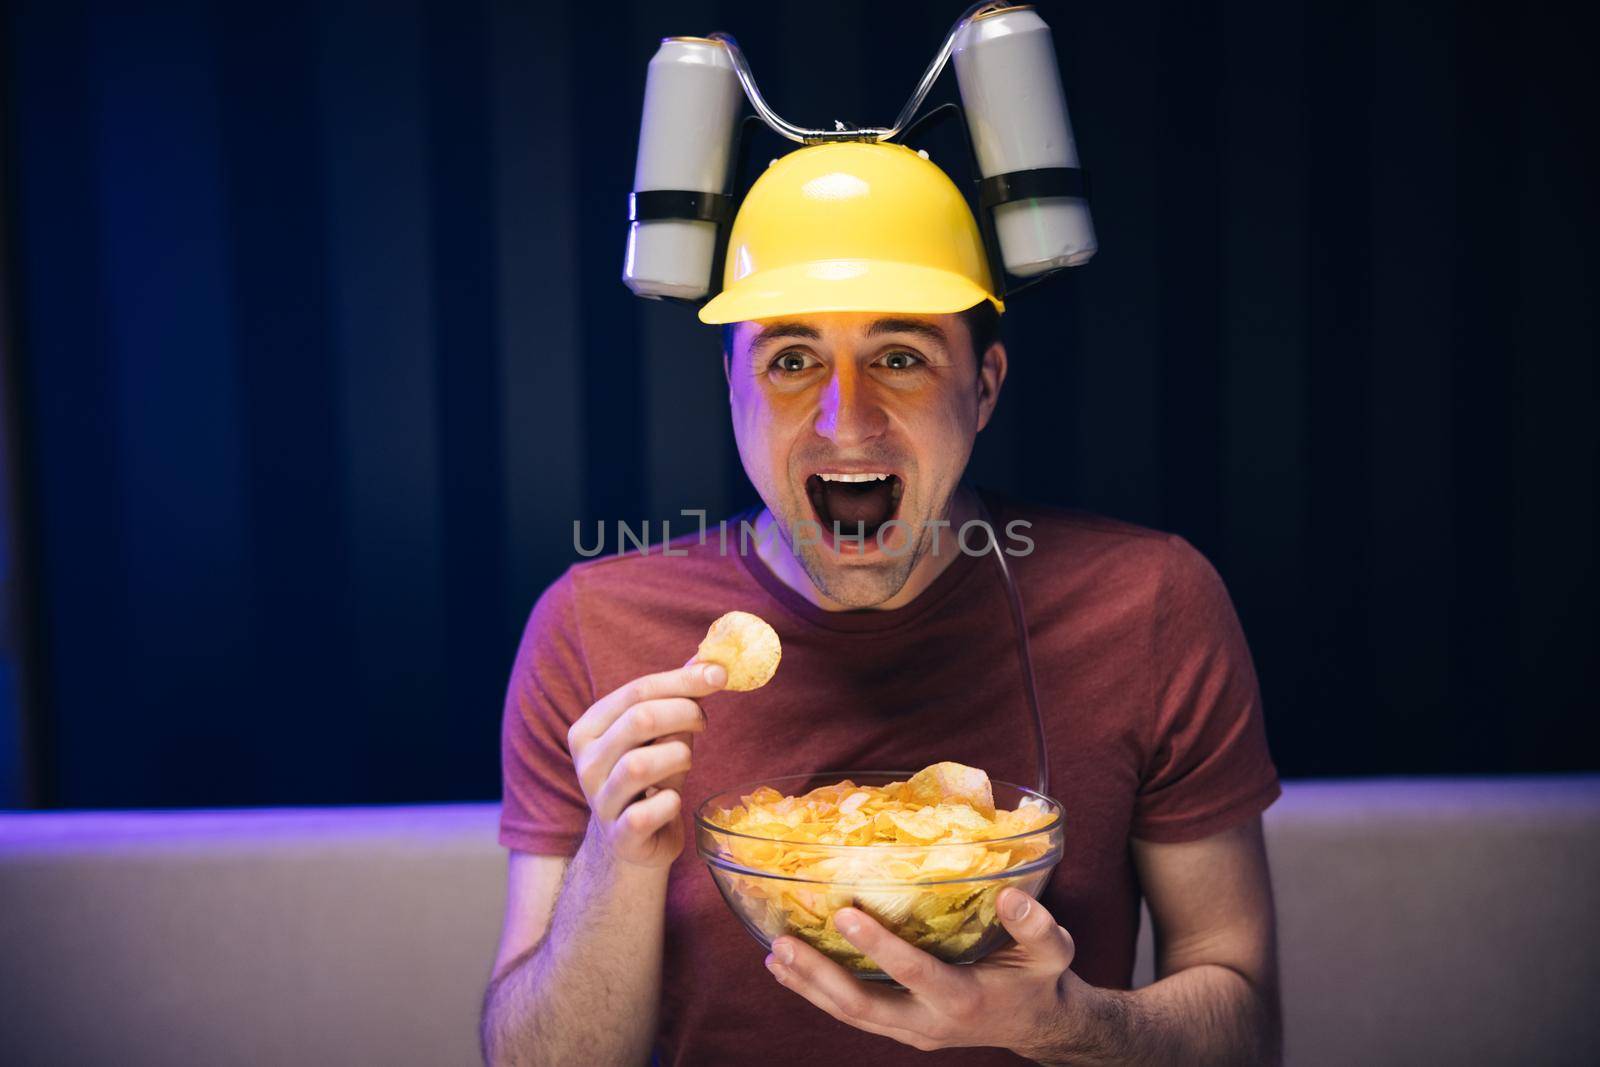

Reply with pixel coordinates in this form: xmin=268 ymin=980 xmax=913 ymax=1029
xmin=628 ymin=189 xmax=735 ymax=226
xmin=977 ymin=167 xmax=1090 ymax=210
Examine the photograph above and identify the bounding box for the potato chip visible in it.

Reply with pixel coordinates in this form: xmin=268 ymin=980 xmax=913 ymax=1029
xmin=704 ymin=762 xmax=1059 ymax=973
xmin=694 ymin=611 xmax=782 ymax=691
xmin=905 ymin=761 xmax=996 ymax=818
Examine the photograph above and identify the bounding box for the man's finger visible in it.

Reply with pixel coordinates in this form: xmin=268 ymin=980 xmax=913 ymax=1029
xmin=765 ymin=937 xmax=929 ymax=1046
xmin=994 ymin=889 xmax=1075 ymax=972
xmin=569 ymin=662 xmax=727 ymax=747
xmin=613 ymin=787 xmax=681 ymax=844
xmin=654 ymin=729 xmax=696 ymax=793
xmin=579 ymin=698 xmax=705 ymax=794
xmin=831 ymin=908 xmax=963 ymax=1003
xmin=593 ymin=740 xmax=693 ymax=822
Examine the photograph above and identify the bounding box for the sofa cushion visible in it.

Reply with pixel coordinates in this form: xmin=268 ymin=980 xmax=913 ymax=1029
xmin=2 ymin=778 xmax=1597 ymax=1065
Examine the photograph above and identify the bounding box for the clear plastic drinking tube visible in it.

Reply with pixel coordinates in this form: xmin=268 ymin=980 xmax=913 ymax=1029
xmin=975 ymin=498 xmax=1050 ymax=798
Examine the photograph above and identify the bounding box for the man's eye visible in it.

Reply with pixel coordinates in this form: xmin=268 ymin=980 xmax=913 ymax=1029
xmin=772 ymin=351 xmax=815 ymax=373
xmin=878 ymin=350 xmax=923 ymax=370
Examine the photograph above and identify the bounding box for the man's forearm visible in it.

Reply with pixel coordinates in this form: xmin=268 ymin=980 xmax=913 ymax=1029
xmin=481 ymin=823 xmax=670 ymax=1067
xmin=1026 ymin=963 xmax=1281 ymax=1067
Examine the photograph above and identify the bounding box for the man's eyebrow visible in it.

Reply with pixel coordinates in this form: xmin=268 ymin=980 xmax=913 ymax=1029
xmin=866 ymin=317 xmax=948 ymax=347
xmin=748 ymin=321 xmax=822 ymax=350
xmin=743 ymin=317 xmax=947 ymax=353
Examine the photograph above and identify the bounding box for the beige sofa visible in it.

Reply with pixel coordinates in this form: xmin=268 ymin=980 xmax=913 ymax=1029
xmin=2 ymin=778 xmax=1596 ymax=1066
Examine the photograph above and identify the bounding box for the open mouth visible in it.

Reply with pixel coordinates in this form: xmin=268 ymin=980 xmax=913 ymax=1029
xmin=805 ymin=472 xmax=904 ymax=546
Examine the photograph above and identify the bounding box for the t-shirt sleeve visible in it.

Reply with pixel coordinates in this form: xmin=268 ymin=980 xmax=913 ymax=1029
xmin=499 ymin=567 xmax=597 ymax=855
xmin=1130 ymin=537 xmax=1281 ymax=843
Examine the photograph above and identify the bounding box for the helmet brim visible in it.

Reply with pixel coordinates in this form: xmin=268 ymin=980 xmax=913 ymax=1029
xmin=697 ymin=259 xmax=1005 ymax=325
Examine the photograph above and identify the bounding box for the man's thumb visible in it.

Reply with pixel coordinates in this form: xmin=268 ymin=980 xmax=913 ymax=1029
xmin=997 ymin=889 xmax=1076 ymax=971
xmin=683 ymin=655 xmax=727 ymax=689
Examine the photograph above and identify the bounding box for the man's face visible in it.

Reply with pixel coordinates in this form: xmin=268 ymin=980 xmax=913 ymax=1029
xmin=725 ymin=310 xmax=1003 ymax=608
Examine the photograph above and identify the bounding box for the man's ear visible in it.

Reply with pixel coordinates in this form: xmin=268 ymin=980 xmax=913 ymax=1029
xmin=722 ymin=322 xmax=739 ymax=388
xmin=975 ymin=340 xmax=1008 ymax=432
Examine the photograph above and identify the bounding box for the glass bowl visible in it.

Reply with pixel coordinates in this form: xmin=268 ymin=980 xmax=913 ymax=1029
xmin=695 ymin=771 xmax=1064 ymax=981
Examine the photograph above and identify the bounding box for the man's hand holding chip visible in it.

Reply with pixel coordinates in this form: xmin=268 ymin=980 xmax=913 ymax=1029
xmin=567 ymin=660 xmax=728 ymax=869
xmin=764 ymin=887 xmax=1093 ymax=1059
xmin=566 ymin=611 xmax=779 ymax=870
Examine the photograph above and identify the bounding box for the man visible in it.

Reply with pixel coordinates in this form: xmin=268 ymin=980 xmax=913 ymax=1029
xmin=481 ymin=142 xmax=1281 ymax=1065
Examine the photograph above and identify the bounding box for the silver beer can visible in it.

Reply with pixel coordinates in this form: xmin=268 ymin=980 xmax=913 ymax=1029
xmin=623 ymin=36 xmax=744 ymax=300
xmin=953 ymin=6 xmax=1097 ymax=277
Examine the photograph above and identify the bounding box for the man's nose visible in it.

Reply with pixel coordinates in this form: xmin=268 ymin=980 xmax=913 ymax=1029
xmin=813 ymin=366 xmax=887 ymax=445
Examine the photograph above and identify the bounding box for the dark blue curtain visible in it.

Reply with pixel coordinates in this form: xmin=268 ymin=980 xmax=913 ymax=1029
xmin=4 ymin=0 xmax=1595 ymax=807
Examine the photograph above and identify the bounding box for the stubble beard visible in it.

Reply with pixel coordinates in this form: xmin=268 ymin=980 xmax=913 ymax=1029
xmin=780 ymin=513 xmax=929 ymax=609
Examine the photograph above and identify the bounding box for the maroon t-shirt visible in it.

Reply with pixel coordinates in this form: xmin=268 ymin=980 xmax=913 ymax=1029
xmin=499 ymin=490 xmax=1280 ymax=1066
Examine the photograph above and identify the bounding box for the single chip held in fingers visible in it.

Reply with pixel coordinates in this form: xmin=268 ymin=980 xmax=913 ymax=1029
xmin=695 ymin=611 xmax=782 ymax=692
xmin=904 ymin=761 xmax=997 ymax=819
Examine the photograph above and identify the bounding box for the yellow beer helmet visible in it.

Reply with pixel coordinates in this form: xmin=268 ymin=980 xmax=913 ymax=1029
xmin=696 ymin=141 xmax=1005 ymax=324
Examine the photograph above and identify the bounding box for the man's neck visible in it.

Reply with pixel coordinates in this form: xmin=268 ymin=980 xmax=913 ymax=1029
xmin=752 ymin=482 xmax=983 ymax=612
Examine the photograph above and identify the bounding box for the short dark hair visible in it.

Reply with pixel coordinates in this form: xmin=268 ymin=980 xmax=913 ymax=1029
xmin=959 ymin=300 xmax=1001 ymax=370
xmin=719 ymin=300 xmax=1001 ymax=371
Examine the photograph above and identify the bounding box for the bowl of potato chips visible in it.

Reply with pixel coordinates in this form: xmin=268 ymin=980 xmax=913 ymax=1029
xmin=695 ymin=762 xmax=1064 ymax=980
